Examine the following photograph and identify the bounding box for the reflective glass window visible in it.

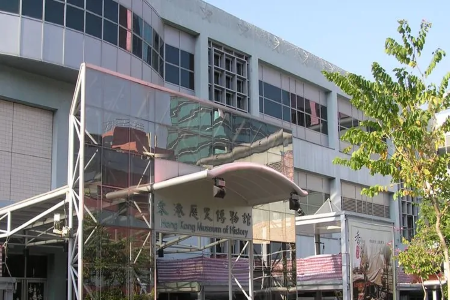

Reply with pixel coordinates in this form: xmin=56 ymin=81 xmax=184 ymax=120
xmin=160 ymin=40 xmax=164 ymax=58
xmin=259 ymin=80 xmax=263 ymax=96
xmin=67 ymin=0 xmax=84 ymax=9
xmin=132 ymin=35 xmax=142 ymax=58
xmin=85 ymin=12 xmax=102 ymax=39
xmin=66 ymin=5 xmax=84 ymax=31
xmin=45 ymin=0 xmax=64 ymax=26
xmin=263 ymin=83 xmax=281 ymax=103
xmin=320 ymin=105 xmax=327 ymax=120
xmin=103 ymin=19 xmax=117 ymax=45
xmin=151 ymin=49 xmax=158 ymax=71
xmin=103 ymin=0 xmax=118 ymax=22
xmin=264 ymin=99 xmax=282 ymax=119
xmin=118 ymin=27 xmax=131 ymax=51
xmin=165 ymin=45 xmax=179 ymax=66
xmin=180 ymin=50 xmax=194 ymax=71
xmin=153 ymin=30 xmax=160 ymax=50
xmin=282 ymin=90 xmax=290 ymax=106
xmin=22 ymin=0 xmax=43 ymax=19
xmin=142 ymin=43 xmax=152 ymax=65
xmin=180 ymin=69 xmax=194 ymax=90
xmin=159 ymin=58 xmax=164 ymax=77
xmin=165 ymin=63 xmax=179 ymax=85
xmin=119 ymin=5 xmax=132 ymax=29
xmin=86 ymin=0 xmax=102 ymax=16
xmin=132 ymin=13 xmax=143 ymax=37
xmin=283 ymin=106 xmax=291 ymax=122
xmin=143 ymin=22 xmax=152 ymax=45
xmin=259 ymin=97 xmax=264 ymax=112
xmin=0 ymin=0 xmax=19 ymax=13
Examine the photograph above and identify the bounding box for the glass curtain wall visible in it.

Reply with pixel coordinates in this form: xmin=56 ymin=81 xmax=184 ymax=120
xmin=79 ymin=67 xmax=296 ymax=299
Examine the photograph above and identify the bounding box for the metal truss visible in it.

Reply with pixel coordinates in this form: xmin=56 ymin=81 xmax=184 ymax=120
xmin=228 ymin=239 xmax=254 ymax=300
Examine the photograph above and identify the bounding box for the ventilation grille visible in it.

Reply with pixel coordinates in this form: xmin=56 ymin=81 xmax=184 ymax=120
xmin=342 ymin=197 xmax=390 ymax=218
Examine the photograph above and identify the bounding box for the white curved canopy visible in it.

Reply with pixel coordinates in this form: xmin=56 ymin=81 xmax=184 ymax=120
xmin=106 ymin=162 xmax=307 ymax=207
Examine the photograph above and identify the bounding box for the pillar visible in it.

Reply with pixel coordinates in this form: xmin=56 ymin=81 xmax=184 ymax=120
xmin=326 ymin=91 xmax=338 ymax=150
xmin=340 ymin=214 xmax=350 ymax=300
xmin=248 ymin=56 xmax=260 ymax=116
xmin=194 ymin=33 xmax=209 ymax=100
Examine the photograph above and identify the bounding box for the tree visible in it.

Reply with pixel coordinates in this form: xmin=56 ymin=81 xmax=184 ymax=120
xmin=322 ymin=19 xmax=450 ymax=297
xmin=397 ymin=226 xmax=444 ymax=300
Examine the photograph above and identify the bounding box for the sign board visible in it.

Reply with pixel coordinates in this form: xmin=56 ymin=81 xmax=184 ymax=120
xmin=349 ymin=220 xmax=395 ymax=300
xmin=154 ymin=195 xmax=253 ymax=240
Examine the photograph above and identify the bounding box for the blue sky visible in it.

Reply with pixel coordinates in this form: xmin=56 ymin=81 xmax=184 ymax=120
xmin=204 ymin=0 xmax=450 ymax=85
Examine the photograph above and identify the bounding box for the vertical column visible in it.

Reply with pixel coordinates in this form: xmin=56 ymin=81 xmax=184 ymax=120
xmin=248 ymin=240 xmax=254 ymax=300
xmin=197 ymin=288 xmax=205 ymax=300
xmin=248 ymin=56 xmax=260 ymax=116
xmin=326 ymin=91 xmax=338 ymax=150
xmin=340 ymin=214 xmax=350 ymax=300
xmin=194 ymin=34 xmax=209 ymax=100
xmin=228 ymin=239 xmax=233 ymax=300
xmin=330 ymin=178 xmax=342 ymax=210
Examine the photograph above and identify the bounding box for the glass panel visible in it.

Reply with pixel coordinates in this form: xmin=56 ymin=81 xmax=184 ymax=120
xmin=86 ymin=0 xmax=102 ymax=16
xmin=132 ymin=13 xmax=143 ymax=37
xmin=103 ymin=0 xmax=118 ymax=22
xmin=0 ymin=0 xmax=19 ymax=14
xmin=282 ymin=90 xmax=290 ymax=106
xmin=180 ymin=69 xmax=194 ymax=90
xmin=143 ymin=42 xmax=152 ymax=65
xmin=118 ymin=5 xmax=132 ymax=30
xmin=143 ymin=21 xmax=152 ymax=45
xmin=153 ymin=30 xmax=160 ymax=50
xmin=132 ymin=34 xmax=142 ymax=58
xmin=67 ymin=0 xmax=84 ymax=9
xmin=66 ymin=5 xmax=84 ymax=31
xmin=283 ymin=105 xmax=291 ymax=122
xmin=103 ymin=19 xmax=117 ymax=45
xmin=165 ymin=44 xmax=179 ymax=66
xmin=85 ymin=12 xmax=102 ymax=39
xmin=118 ymin=27 xmax=132 ymax=52
xmin=27 ymin=282 xmax=45 ymax=299
xmin=165 ymin=63 xmax=179 ymax=85
xmin=22 ymin=0 xmax=43 ymax=19
xmin=320 ymin=105 xmax=328 ymax=120
xmin=263 ymin=82 xmax=281 ymax=103
xmin=45 ymin=0 xmax=64 ymax=26
xmin=263 ymin=98 xmax=282 ymax=119
xmin=180 ymin=50 xmax=194 ymax=71
xmin=151 ymin=49 xmax=158 ymax=71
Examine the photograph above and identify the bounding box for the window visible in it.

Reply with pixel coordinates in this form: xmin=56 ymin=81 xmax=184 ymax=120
xmin=103 ymin=19 xmax=117 ymax=45
xmin=209 ymin=41 xmax=249 ymax=111
xmin=164 ymin=44 xmax=195 ymax=90
xmin=166 ymin=45 xmax=179 ymax=65
xmin=132 ymin=35 xmax=142 ymax=58
xmin=66 ymin=5 xmax=84 ymax=32
xmin=85 ymin=12 xmax=102 ymax=39
xmin=118 ymin=27 xmax=131 ymax=51
xmin=259 ymin=80 xmax=328 ymax=134
xmin=143 ymin=43 xmax=152 ymax=65
xmin=104 ymin=0 xmax=118 ymax=23
xmin=118 ymin=5 xmax=132 ymax=29
xmin=45 ymin=0 xmax=64 ymax=25
xmin=22 ymin=0 xmax=43 ymax=19
xmin=67 ymin=0 xmax=84 ymax=9
xmin=0 ymin=0 xmax=19 ymax=14
xmin=180 ymin=50 xmax=194 ymax=70
xmin=143 ymin=22 xmax=152 ymax=45
xmin=165 ymin=63 xmax=179 ymax=85
xmin=132 ymin=13 xmax=143 ymax=37
xmin=86 ymin=0 xmax=102 ymax=16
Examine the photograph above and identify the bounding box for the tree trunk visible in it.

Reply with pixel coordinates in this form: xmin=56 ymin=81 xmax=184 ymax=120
xmin=434 ymin=208 xmax=450 ymax=300
xmin=422 ymin=280 xmax=428 ymax=300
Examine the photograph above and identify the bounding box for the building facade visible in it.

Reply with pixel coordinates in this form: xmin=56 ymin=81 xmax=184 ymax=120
xmin=0 ymin=0 xmax=424 ymax=300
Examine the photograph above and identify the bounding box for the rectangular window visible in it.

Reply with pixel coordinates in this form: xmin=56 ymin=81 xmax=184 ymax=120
xmin=143 ymin=22 xmax=152 ymax=45
xmin=225 ymin=76 xmax=232 ymax=89
xmin=225 ymin=57 xmax=232 ymax=71
xmin=180 ymin=50 xmax=194 ymax=71
xmin=132 ymin=35 xmax=143 ymax=58
xmin=263 ymin=83 xmax=281 ymax=103
xmin=66 ymin=5 xmax=84 ymax=32
xmin=132 ymin=13 xmax=143 ymax=37
xmin=165 ymin=45 xmax=180 ymax=66
xmin=22 ymin=0 xmax=43 ymax=19
xmin=264 ymin=99 xmax=282 ymax=119
xmin=86 ymin=0 xmax=102 ymax=16
xmin=180 ymin=70 xmax=194 ymax=90
xmin=104 ymin=0 xmax=118 ymax=23
xmin=45 ymin=0 xmax=64 ymax=26
xmin=165 ymin=63 xmax=179 ymax=85
xmin=143 ymin=43 xmax=152 ymax=65
xmin=0 ymin=0 xmax=19 ymax=14
xmin=85 ymin=12 xmax=102 ymax=39
xmin=119 ymin=5 xmax=132 ymax=30
xmin=152 ymin=49 xmax=158 ymax=72
xmin=103 ymin=19 xmax=117 ymax=45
